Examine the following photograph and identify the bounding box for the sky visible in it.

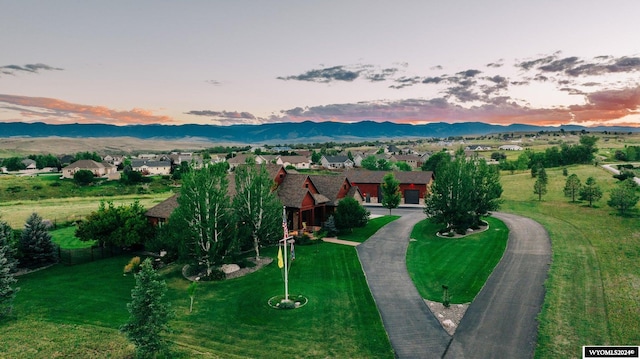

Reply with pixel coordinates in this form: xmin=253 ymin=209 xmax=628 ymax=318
xmin=1 ymin=0 xmax=640 ymax=128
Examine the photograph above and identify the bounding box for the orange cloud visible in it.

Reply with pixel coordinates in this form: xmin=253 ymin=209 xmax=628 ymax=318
xmin=0 ymin=94 xmax=174 ymax=125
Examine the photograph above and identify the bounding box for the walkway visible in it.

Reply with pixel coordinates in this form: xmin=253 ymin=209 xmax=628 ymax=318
xmin=355 ymin=209 xmax=551 ymax=359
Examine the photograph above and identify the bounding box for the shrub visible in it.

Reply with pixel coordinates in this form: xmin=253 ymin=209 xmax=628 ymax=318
xmin=123 ymin=256 xmax=142 ymax=274
xmin=49 ymin=181 xmax=61 ymax=187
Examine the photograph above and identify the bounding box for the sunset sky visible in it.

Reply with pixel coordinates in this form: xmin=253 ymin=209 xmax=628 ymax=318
xmin=2 ymin=1 xmax=640 ymax=128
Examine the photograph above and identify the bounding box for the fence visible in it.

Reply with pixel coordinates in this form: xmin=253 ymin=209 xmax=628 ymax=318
xmin=57 ymin=245 xmax=125 ymax=266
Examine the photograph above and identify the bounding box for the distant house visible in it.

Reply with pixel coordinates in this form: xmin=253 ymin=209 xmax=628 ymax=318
xmin=388 ymin=154 xmax=422 ymax=169
xmin=103 ymin=155 xmax=125 ymax=166
xmin=465 ymin=145 xmax=491 ymax=151
xmin=345 ymin=169 xmax=435 ymax=205
xmin=130 ymin=159 xmax=172 ymax=175
xmin=62 ymin=160 xmax=118 ymax=179
xmin=320 ymin=155 xmax=354 ymax=169
xmin=21 ymin=159 xmax=37 ymax=170
xmin=277 ymin=155 xmax=311 ymax=170
xmin=227 ymin=154 xmax=268 ymax=168
xmin=498 ymin=145 xmax=523 ymax=151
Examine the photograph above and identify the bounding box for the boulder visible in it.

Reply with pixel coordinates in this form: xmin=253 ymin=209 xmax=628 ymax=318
xmin=220 ymin=264 xmax=241 ymax=274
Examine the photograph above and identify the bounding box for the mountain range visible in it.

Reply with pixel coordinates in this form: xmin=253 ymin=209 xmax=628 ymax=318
xmin=1 ymin=121 xmax=638 ymax=144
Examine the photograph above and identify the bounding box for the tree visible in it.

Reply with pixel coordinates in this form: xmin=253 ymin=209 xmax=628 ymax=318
xmin=395 ymin=161 xmax=412 ymax=171
xmin=607 ymin=179 xmax=639 ymax=215
xmin=121 ymin=258 xmax=173 ymax=358
xmin=376 ymin=158 xmax=392 ymax=171
xmin=73 ymin=169 xmax=94 ymax=186
xmin=381 ymin=173 xmax=401 ymax=215
xmin=76 ymin=201 xmax=155 ymax=248
xmin=311 ymin=151 xmax=322 ymax=164
xmin=233 ymin=158 xmax=283 ymax=261
xmin=421 ymin=151 xmax=450 ymax=173
xmin=172 ymin=163 xmax=234 ymax=276
xmin=563 ymin=174 xmax=581 ymax=202
xmin=333 ymin=197 xmax=369 ymax=232
xmin=533 ymin=176 xmax=547 ymax=201
xmin=19 ymin=213 xmax=57 ymax=269
xmin=361 ymin=155 xmax=378 ymax=170
xmin=579 ymin=177 xmax=603 ymax=207
xmin=0 ymin=220 xmax=18 ymax=317
xmin=424 ymin=152 xmax=502 ymax=233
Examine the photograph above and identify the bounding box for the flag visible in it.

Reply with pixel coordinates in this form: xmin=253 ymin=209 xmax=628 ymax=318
xmin=277 ymin=246 xmax=284 ymax=268
xmin=290 ymin=242 xmax=295 ymax=261
xmin=282 ymin=216 xmax=289 ymax=239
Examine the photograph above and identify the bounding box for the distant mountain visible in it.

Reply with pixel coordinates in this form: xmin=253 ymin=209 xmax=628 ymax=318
xmin=0 ymin=121 xmax=637 ymax=144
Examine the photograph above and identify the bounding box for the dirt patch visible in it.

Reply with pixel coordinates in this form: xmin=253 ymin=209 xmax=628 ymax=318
xmin=425 ymin=299 xmax=469 ymax=336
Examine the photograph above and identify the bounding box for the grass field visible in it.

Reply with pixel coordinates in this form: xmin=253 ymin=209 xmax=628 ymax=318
xmin=500 ymin=165 xmax=640 ymax=358
xmin=50 ymin=226 xmax=96 ymax=249
xmin=406 ymin=217 xmax=508 ymax=303
xmin=2 ymin=233 xmax=393 ymax=358
xmin=0 ymin=192 xmax=174 ymax=228
xmin=337 ymin=215 xmax=400 ymax=242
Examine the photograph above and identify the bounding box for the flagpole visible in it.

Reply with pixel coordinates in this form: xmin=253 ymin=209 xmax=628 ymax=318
xmin=282 ymin=206 xmax=289 ymax=301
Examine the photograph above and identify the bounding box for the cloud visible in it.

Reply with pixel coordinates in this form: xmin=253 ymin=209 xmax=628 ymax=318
xmin=206 ymin=80 xmax=222 ymax=86
xmin=186 ymin=110 xmax=257 ymax=120
xmin=0 ymin=94 xmax=172 ymax=125
xmin=277 ymin=65 xmax=361 ymax=82
xmin=0 ymin=63 xmax=63 ymax=76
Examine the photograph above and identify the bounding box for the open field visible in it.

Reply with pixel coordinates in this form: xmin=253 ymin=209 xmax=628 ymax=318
xmin=500 ymin=165 xmax=640 ymax=358
xmin=0 ymin=192 xmax=174 ymax=228
xmin=3 ymin=243 xmax=393 ymax=358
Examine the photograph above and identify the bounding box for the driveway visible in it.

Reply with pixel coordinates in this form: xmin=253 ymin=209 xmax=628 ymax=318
xmin=357 ymin=208 xmax=551 ymax=359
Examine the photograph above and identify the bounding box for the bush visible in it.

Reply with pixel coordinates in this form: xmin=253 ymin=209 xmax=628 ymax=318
xmin=296 ymin=233 xmax=312 ymax=245
xmin=49 ymin=182 xmax=61 ymax=187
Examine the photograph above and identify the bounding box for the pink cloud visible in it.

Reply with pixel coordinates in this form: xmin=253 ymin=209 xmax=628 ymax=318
xmin=0 ymin=94 xmax=174 ymax=125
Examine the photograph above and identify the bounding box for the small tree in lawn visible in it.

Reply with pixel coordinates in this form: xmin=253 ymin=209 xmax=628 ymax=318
xmin=607 ymin=178 xmax=639 ymax=216
xmin=563 ymin=173 xmax=581 ymax=202
xmin=334 ymin=197 xmax=369 ymax=232
xmin=0 ymin=220 xmax=19 ymax=317
xmin=381 ymin=172 xmax=401 ymax=215
xmin=579 ymin=176 xmax=603 ymax=207
xmin=73 ymin=169 xmax=94 ymax=186
xmin=533 ymin=176 xmax=547 ymax=201
xmin=121 ymin=258 xmax=173 ymax=358
xmin=19 ymin=213 xmax=57 ymax=269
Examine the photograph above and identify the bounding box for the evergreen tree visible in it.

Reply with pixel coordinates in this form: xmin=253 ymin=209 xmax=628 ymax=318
xmin=563 ymin=173 xmax=582 ymax=202
xmin=0 ymin=220 xmax=18 ymax=317
xmin=19 ymin=213 xmax=56 ymax=269
xmin=533 ymin=176 xmax=547 ymax=201
xmin=381 ymin=173 xmax=401 ymax=215
xmin=579 ymin=176 xmax=603 ymax=207
xmin=334 ymin=197 xmax=369 ymax=232
xmin=121 ymin=258 xmax=173 ymax=358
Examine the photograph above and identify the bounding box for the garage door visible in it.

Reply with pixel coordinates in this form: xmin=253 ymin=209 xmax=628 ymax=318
xmin=404 ymin=189 xmax=420 ymax=204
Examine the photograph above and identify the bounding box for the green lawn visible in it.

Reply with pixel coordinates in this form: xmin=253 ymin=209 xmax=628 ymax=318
xmin=406 ymin=217 xmax=508 ymax=303
xmin=337 ymin=215 xmax=400 ymax=242
xmin=500 ymin=165 xmax=640 ymax=358
xmin=50 ymin=226 xmax=96 ymax=249
xmin=4 ymin=244 xmax=393 ymax=358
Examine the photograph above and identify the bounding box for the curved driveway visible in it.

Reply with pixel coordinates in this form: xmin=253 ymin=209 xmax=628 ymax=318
xmin=357 ymin=208 xmax=551 ymax=359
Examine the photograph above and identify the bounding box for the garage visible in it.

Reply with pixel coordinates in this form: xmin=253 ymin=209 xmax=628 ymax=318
xmin=404 ymin=189 xmax=420 ymax=204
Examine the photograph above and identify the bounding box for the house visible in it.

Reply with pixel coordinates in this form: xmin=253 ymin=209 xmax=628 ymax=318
xmin=320 ymin=155 xmax=354 ymax=169
xmin=130 ymin=159 xmax=172 ymax=175
xmin=227 ymin=154 xmax=268 ymax=168
xmin=345 ymin=169 xmax=435 ymax=205
xmin=498 ymin=145 xmax=524 ymax=151
xmin=62 ymin=160 xmax=118 ymax=179
xmin=145 ymin=164 xmax=363 ymax=232
xmin=465 ymin=145 xmax=491 ymax=151
xmin=388 ymin=154 xmax=422 ymax=169
xmin=21 ymin=159 xmax=37 ymax=170
xmin=277 ymin=155 xmax=311 ymax=170
xmin=103 ymin=155 xmax=124 ymax=166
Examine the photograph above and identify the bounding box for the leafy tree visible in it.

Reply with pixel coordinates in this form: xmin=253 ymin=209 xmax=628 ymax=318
xmin=0 ymin=220 xmax=18 ymax=317
xmin=2 ymin=157 xmax=26 ymax=171
xmin=421 ymin=151 xmax=450 ymax=173
xmin=73 ymin=169 xmax=94 ymax=185
xmin=579 ymin=177 xmax=603 ymax=207
xmin=491 ymin=152 xmax=506 ymax=161
xmin=173 ymin=163 xmax=234 ymax=276
xmin=361 ymin=155 xmax=378 ymax=170
xmin=563 ymin=173 xmax=581 ymax=202
xmin=311 ymin=150 xmax=322 ymax=164
xmin=376 ymin=158 xmax=392 ymax=171
xmin=233 ymin=158 xmax=283 ymax=261
xmin=121 ymin=258 xmax=173 ymax=358
xmin=381 ymin=173 xmax=401 ymax=215
xmin=334 ymin=197 xmax=369 ymax=232
xmin=76 ymin=201 xmax=155 ymax=248
xmin=120 ymin=168 xmax=145 ymax=185
xmin=74 ymin=151 xmax=102 ymax=162
xmin=533 ymin=175 xmax=547 ymax=201
xmin=613 ymin=169 xmax=636 ymax=182
xmin=607 ymin=179 xmax=639 ymax=215
xmin=424 ymin=152 xmax=502 ymax=233
xmin=18 ymin=213 xmax=57 ymax=269
xmin=395 ymin=161 xmax=412 ymax=171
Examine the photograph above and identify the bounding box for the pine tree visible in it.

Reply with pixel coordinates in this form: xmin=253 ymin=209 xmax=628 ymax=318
xmin=0 ymin=220 xmax=19 ymax=317
xmin=579 ymin=176 xmax=603 ymax=207
xmin=563 ymin=174 xmax=581 ymax=202
xmin=121 ymin=258 xmax=173 ymax=358
xmin=533 ymin=176 xmax=547 ymax=201
xmin=19 ymin=213 xmax=57 ymax=269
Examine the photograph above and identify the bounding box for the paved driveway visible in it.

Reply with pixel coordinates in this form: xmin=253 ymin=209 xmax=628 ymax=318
xmin=357 ymin=208 xmax=551 ymax=359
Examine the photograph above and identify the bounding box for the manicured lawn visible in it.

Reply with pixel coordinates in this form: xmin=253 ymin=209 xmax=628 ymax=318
xmin=50 ymin=226 xmax=96 ymax=249
xmin=337 ymin=215 xmax=400 ymax=242
xmin=5 ymin=243 xmax=393 ymax=358
xmin=500 ymin=165 xmax=640 ymax=358
xmin=406 ymin=217 xmax=508 ymax=303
